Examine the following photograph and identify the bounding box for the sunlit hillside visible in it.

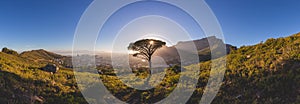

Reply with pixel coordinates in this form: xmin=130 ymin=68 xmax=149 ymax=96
xmin=0 ymin=49 xmax=87 ymax=104
xmin=188 ymin=32 xmax=300 ymax=103
xmin=0 ymin=33 xmax=300 ymax=103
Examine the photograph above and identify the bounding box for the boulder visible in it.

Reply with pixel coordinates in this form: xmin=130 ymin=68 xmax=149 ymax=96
xmin=41 ymin=64 xmax=59 ymax=73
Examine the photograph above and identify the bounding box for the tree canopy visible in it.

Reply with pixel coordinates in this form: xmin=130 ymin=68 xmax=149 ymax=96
xmin=128 ymin=39 xmax=166 ymax=63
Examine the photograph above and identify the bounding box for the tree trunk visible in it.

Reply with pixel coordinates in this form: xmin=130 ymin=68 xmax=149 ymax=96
xmin=148 ymin=60 xmax=152 ymax=70
xmin=146 ymin=60 xmax=152 ymax=86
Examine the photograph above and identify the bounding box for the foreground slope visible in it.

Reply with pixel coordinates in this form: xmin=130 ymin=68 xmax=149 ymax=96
xmin=1 ymin=33 xmax=300 ymax=103
xmin=94 ymin=33 xmax=300 ymax=104
xmin=0 ymin=51 xmax=87 ymax=103
xmin=187 ymin=33 xmax=300 ymax=103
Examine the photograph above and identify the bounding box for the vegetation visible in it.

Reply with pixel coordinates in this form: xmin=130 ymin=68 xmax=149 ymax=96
xmin=0 ymin=33 xmax=300 ymax=103
xmin=0 ymin=50 xmax=87 ymax=103
xmin=128 ymin=39 xmax=166 ymax=69
xmin=2 ymin=47 xmax=18 ymax=56
xmin=128 ymin=39 xmax=166 ymax=86
xmin=100 ymin=33 xmax=300 ymax=103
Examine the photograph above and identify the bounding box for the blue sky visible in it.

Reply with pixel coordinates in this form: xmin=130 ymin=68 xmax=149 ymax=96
xmin=0 ymin=0 xmax=92 ymax=51
xmin=95 ymin=1 xmax=205 ymax=52
xmin=0 ymin=0 xmax=300 ymax=52
xmin=206 ymin=0 xmax=300 ymax=46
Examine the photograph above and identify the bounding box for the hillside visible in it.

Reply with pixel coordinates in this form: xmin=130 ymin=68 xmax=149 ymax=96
xmin=187 ymin=33 xmax=300 ymax=103
xmin=20 ymin=49 xmax=72 ymax=67
xmin=0 ymin=33 xmax=300 ymax=103
xmin=0 ymin=50 xmax=87 ymax=103
xmin=97 ymin=33 xmax=300 ymax=103
xmin=20 ymin=49 xmax=64 ymax=60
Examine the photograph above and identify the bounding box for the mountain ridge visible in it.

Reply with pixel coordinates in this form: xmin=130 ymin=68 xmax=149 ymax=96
xmin=155 ymin=36 xmax=235 ymax=65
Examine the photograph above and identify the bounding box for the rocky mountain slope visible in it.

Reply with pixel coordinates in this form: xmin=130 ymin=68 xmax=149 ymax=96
xmin=155 ymin=36 xmax=235 ymax=65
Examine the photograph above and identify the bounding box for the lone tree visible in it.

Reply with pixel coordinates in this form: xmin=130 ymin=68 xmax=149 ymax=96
xmin=128 ymin=39 xmax=166 ymax=70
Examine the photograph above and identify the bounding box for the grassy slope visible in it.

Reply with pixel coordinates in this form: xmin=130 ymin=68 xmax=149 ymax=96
xmin=20 ymin=49 xmax=63 ymax=60
xmin=99 ymin=33 xmax=300 ymax=103
xmin=0 ymin=52 xmax=87 ymax=104
xmin=187 ymin=33 xmax=300 ymax=103
xmin=0 ymin=33 xmax=300 ymax=103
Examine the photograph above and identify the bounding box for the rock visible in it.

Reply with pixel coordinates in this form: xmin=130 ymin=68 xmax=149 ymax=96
xmin=41 ymin=64 xmax=59 ymax=73
xmin=31 ymin=95 xmax=44 ymax=104
xmin=235 ymin=94 xmax=242 ymax=99
xmin=246 ymin=55 xmax=251 ymax=59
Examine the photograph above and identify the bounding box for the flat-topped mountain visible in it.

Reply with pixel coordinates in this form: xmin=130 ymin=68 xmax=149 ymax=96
xmin=154 ymin=36 xmax=235 ymax=65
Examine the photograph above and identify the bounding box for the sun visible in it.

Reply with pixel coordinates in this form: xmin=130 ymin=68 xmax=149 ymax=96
xmin=139 ymin=34 xmax=173 ymax=46
xmin=127 ymin=50 xmax=138 ymax=54
xmin=149 ymin=40 xmax=154 ymax=44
